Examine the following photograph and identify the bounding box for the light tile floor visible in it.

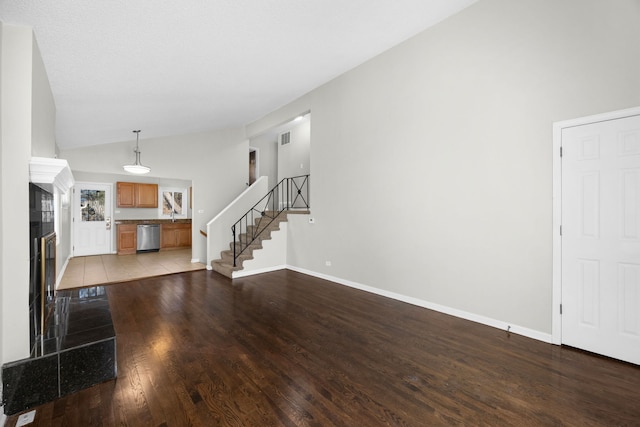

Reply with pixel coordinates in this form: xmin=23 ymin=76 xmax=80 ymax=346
xmin=58 ymin=248 xmax=206 ymax=290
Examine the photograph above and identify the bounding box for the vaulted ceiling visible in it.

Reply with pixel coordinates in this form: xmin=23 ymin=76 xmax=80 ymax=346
xmin=0 ymin=0 xmax=477 ymax=149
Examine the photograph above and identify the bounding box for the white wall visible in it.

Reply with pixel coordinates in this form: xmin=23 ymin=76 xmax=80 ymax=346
xmin=246 ymin=0 xmax=640 ymax=336
xmin=55 ymin=186 xmax=73 ymax=279
xmin=0 ymin=24 xmax=60 ymax=367
xmin=60 ymin=128 xmax=247 ymax=262
xmin=206 ymin=176 xmax=269 ymax=266
xmin=277 ymin=117 xmax=310 ymax=181
xmin=0 ymin=24 xmax=37 ymax=365
xmin=250 ymin=134 xmax=278 ymax=190
xmin=29 ymin=35 xmax=73 ymax=287
xmin=0 ymin=22 xmax=4 ymax=393
xmin=236 ymin=222 xmax=287 ymax=277
xmin=249 ymin=114 xmax=312 ymax=192
xmin=30 ymin=37 xmax=56 ymax=158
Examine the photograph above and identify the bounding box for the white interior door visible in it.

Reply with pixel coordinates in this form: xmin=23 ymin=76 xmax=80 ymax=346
xmin=561 ymin=114 xmax=640 ymax=365
xmin=73 ymin=182 xmax=112 ymax=256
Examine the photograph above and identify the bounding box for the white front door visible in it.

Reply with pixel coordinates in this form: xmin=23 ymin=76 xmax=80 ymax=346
xmin=73 ymin=182 xmax=113 ymax=256
xmin=561 ymin=114 xmax=640 ymax=365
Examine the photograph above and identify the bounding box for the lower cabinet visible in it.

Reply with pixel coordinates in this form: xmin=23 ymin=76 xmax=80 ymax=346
xmin=161 ymin=223 xmax=192 ymax=249
xmin=117 ymin=222 xmax=191 ymax=254
xmin=117 ymin=224 xmax=137 ymax=255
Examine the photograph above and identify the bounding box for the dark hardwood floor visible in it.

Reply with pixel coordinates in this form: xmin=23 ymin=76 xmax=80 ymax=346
xmin=6 ymin=269 xmax=640 ymax=426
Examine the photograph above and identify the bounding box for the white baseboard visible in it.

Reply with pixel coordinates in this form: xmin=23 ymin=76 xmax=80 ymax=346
xmin=286 ymin=265 xmax=553 ymax=344
xmin=55 ymin=255 xmax=71 ymax=290
xmin=190 ymin=258 xmax=201 ymax=263
xmin=233 ymin=265 xmax=287 ymax=278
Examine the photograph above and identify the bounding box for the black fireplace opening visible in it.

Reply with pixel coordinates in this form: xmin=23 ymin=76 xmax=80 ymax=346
xmin=29 ymin=183 xmax=55 ymax=356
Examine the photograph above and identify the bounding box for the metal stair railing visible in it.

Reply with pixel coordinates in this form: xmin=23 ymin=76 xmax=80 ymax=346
xmin=231 ymin=175 xmax=309 ymax=267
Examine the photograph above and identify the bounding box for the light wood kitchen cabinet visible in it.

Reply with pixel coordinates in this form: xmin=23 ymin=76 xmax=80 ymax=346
xmin=117 ymin=182 xmax=158 ymax=208
xmin=117 ymin=224 xmax=137 ymax=255
xmin=161 ymin=223 xmax=192 ymax=249
xmin=117 ymin=182 xmax=136 ymax=207
xmin=135 ymin=183 xmax=158 ymax=208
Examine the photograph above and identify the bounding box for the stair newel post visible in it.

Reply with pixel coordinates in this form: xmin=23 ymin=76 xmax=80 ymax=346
xmin=232 ymin=224 xmax=237 ymax=267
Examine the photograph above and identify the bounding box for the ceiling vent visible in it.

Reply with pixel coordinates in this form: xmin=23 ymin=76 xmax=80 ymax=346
xmin=279 ymin=131 xmax=291 ymax=146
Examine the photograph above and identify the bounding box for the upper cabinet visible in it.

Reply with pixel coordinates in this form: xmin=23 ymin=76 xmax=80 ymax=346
xmin=117 ymin=182 xmax=158 ymax=208
xmin=117 ymin=182 xmax=135 ymax=207
xmin=136 ymin=183 xmax=158 ymax=208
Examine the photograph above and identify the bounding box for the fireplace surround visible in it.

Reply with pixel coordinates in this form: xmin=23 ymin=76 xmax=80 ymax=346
xmin=2 ymin=285 xmax=117 ymax=415
xmin=1 ymin=164 xmax=116 ymax=415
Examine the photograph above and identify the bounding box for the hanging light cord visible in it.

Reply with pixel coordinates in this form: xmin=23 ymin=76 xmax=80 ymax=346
xmin=123 ymin=129 xmax=150 ymax=174
xmin=133 ymin=129 xmax=141 ymax=159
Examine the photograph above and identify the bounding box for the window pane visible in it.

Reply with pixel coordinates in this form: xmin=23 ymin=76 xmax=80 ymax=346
xmin=80 ymin=190 xmax=105 ymax=221
xmin=162 ymin=191 xmax=173 ymax=215
xmin=174 ymin=192 xmax=183 ymax=214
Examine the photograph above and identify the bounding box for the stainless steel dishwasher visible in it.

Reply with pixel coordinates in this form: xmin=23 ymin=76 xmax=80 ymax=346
xmin=137 ymin=224 xmax=160 ymax=252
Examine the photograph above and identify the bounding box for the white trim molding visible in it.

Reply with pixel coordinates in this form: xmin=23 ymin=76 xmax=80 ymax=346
xmin=286 ymin=265 xmax=553 ymax=344
xmin=56 ymin=255 xmax=71 ymax=290
xmin=29 ymin=157 xmax=74 ymax=193
xmin=551 ymin=106 xmax=640 ymax=346
xmin=233 ymin=265 xmax=286 ymax=278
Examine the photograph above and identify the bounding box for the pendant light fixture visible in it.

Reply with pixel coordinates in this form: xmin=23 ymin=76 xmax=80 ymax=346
xmin=123 ymin=129 xmax=150 ymax=174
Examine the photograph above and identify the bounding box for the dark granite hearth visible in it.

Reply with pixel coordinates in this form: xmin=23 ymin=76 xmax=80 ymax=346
xmin=2 ymin=286 xmax=117 ymax=415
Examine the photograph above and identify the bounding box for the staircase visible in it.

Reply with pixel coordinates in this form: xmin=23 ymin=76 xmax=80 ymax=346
xmin=210 ymin=174 xmax=310 ymax=278
xmin=211 ymin=211 xmax=290 ymax=278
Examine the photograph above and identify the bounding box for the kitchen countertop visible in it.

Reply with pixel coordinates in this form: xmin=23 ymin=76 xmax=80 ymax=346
xmin=115 ymin=219 xmax=192 ymax=225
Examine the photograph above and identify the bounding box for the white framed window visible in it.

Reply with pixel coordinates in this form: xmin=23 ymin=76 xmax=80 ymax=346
xmin=159 ymin=187 xmax=188 ymax=219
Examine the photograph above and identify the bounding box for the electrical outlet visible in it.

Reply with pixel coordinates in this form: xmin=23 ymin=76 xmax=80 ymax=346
xmin=325 ymin=261 xmax=332 ymax=267
xmin=16 ymin=410 xmax=36 ymax=426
